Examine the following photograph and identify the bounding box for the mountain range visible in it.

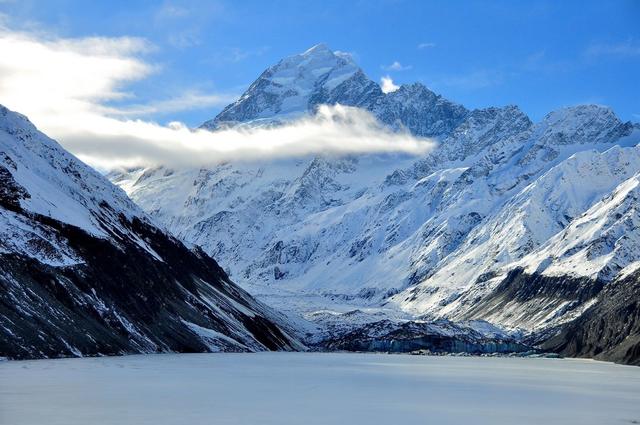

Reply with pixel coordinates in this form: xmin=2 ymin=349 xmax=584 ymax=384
xmin=111 ymin=44 xmax=640 ymax=364
xmin=2 ymin=43 xmax=639 ymax=365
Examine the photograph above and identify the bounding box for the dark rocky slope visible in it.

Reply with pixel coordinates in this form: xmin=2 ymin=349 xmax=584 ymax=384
xmin=541 ymin=269 xmax=640 ymax=366
xmin=0 ymin=214 xmax=299 ymax=359
xmin=0 ymin=105 xmax=300 ymax=359
xmin=457 ymin=267 xmax=640 ymax=365
xmin=459 ymin=268 xmax=605 ymax=330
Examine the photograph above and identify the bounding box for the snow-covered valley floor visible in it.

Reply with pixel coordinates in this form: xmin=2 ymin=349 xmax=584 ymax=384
xmin=1 ymin=352 xmax=639 ymax=425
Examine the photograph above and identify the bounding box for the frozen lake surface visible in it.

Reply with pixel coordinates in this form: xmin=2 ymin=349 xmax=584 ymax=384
xmin=1 ymin=352 xmax=639 ymax=425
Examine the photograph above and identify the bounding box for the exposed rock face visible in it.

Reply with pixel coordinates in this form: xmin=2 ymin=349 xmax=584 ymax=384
xmin=541 ymin=269 xmax=640 ymax=366
xmin=457 ymin=268 xmax=605 ymax=330
xmin=0 ymin=105 xmax=301 ymax=359
xmin=370 ymin=82 xmax=469 ymax=138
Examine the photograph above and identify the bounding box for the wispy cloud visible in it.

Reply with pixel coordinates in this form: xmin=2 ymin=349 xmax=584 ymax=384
xmin=153 ymin=1 xmax=224 ymax=50
xmin=227 ymin=46 xmax=270 ymax=62
xmin=522 ymin=50 xmax=573 ymax=74
xmin=585 ymin=39 xmax=640 ymax=59
xmin=0 ymin=29 xmax=155 ymax=114
xmin=382 ymin=61 xmax=412 ymax=71
xmin=205 ymin=46 xmax=271 ymax=64
xmin=434 ymin=69 xmax=504 ymax=90
xmin=105 ymin=91 xmax=238 ymax=117
xmin=167 ymin=30 xmax=201 ymax=48
xmin=0 ymin=26 xmax=434 ymax=169
xmin=380 ymin=76 xmax=400 ymax=93
xmin=417 ymin=42 xmax=436 ymax=49
xmin=155 ymin=3 xmax=191 ymax=20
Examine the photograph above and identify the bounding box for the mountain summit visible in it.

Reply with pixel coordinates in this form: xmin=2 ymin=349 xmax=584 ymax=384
xmin=201 ymin=44 xmax=468 ymax=137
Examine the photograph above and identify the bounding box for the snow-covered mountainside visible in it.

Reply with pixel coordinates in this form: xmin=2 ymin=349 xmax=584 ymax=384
xmin=0 ymin=105 xmax=301 ymax=359
xmin=111 ymin=45 xmax=640 ymax=364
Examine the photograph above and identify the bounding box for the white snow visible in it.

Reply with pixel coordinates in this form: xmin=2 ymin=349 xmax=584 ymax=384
xmin=0 ymin=107 xmax=147 ymax=236
xmin=181 ymin=320 xmax=249 ymax=351
xmin=1 ymin=353 xmax=639 ymax=425
xmin=208 ymin=43 xmax=360 ymax=126
xmin=518 ymin=172 xmax=640 ymax=281
xmin=0 ymin=105 xmax=158 ymax=266
xmin=114 ymin=101 xmax=640 ymax=333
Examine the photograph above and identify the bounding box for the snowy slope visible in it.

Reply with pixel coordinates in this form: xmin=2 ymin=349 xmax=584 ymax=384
xmin=117 ymin=104 xmax=638 ymax=322
xmin=394 ymin=143 xmax=640 ymax=322
xmin=0 ymin=105 xmax=301 ymax=359
xmin=0 ymin=105 xmax=157 ymax=265
xmin=521 ymin=171 xmax=640 ymax=281
xmin=202 ymin=44 xmax=365 ymax=127
xmin=110 ymin=46 xmax=640 ymax=362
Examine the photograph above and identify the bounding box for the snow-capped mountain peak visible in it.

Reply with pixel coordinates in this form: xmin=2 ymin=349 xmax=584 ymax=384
xmin=301 ymin=42 xmax=335 ymax=55
xmin=201 ymin=44 xmax=468 ymax=137
xmin=201 ymin=44 xmax=368 ymax=129
xmin=269 ymin=43 xmax=360 ymax=91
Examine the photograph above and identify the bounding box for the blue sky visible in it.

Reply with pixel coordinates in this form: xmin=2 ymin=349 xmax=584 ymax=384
xmin=1 ymin=0 xmax=639 ymax=127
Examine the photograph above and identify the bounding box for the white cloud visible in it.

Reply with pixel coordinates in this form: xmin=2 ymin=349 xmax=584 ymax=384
xmin=153 ymin=1 xmax=224 ymax=50
xmin=167 ymin=30 xmax=202 ymax=48
xmin=586 ymin=39 xmax=640 ymax=58
xmin=382 ymin=61 xmax=412 ymax=71
xmin=205 ymin=46 xmax=271 ymax=64
xmin=0 ymin=27 xmax=434 ymax=169
xmin=0 ymin=29 xmax=154 ymax=118
xmin=417 ymin=42 xmax=436 ymax=49
xmin=156 ymin=3 xmax=191 ymax=20
xmin=380 ymin=76 xmax=400 ymax=94
xmin=67 ymin=104 xmax=436 ymax=169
